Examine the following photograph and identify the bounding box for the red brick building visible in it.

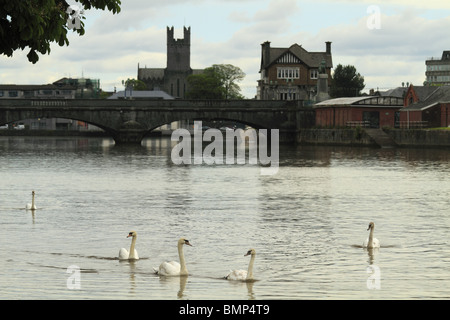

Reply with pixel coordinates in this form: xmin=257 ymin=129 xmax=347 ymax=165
xmin=257 ymin=41 xmax=333 ymax=101
xmin=400 ymin=85 xmax=450 ymax=128
xmin=314 ymin=96 xmax=404 ymax=128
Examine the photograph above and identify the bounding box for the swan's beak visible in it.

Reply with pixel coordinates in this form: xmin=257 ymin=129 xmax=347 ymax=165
xmin=185 ymin=240 xmax=192 ymax=246
xmin=367 ymin=224 xmax=372 ymax=231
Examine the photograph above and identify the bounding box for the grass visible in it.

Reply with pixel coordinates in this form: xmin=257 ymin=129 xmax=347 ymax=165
xmin=427 ymin=127 xmax=450 ymax=131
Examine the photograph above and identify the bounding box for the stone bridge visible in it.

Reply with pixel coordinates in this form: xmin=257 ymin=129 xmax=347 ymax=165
xmin=0 ymin=99 xmax=314 ymax=143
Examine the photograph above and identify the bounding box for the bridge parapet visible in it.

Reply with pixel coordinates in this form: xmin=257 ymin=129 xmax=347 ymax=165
xmin=0 ymin=99 xmax=312 ymax=143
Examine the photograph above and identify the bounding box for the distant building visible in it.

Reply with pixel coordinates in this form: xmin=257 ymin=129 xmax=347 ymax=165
xmin=403 ymin=85 xmax=438 ymax=106
xmin=314 ymin=96 xmax=404 ymax=128
xmin=137 ymin=26 xmax=205 ymax=98
xmin=425 ymin=51 xmax=450 ymax=86
xmin=0 ymin=77 xmax=101 ymax=131
xmin=0 ymin=77 xmax=100 ymax=100
xmin=0 ymin=83 xmax=75 ymax=99
xmin=400 ymin=85 xmax=450 ymax=128
xmin=257 ymin=41 xmax=333 ymax=101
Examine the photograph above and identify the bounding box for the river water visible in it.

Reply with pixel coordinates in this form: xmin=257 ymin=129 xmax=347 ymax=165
xmin=0 ymin=136 xmax=449 ymax=300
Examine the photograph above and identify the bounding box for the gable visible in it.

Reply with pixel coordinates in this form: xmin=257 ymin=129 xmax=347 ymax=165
xmin=276 ymin=52 xmax=301 ymax=64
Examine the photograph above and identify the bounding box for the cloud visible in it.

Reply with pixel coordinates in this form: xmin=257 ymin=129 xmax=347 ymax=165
xmin=1 ymin=0 xmax=450 ymax=98
xmin=299 ymin=9 xmax=450 ymax=90
xmin=311 ymin=0 xmax=450 ymax=9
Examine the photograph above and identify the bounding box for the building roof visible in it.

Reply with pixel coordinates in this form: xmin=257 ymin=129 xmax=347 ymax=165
xmin=260 ymin=43 xmax=333 ymax=71
xmin=315 ymin=96 xmax=367 ymax=106
xmin=314 ymin=95 xmax=404 ymax=108
xmin=108 ymin=90 xmax=175 ymax=100
xmin=411 ymin=86 xmax=440 ymax=101
xmin=377 ymin=87 xmax=407 ymax=98
xmin=401 ymin=85 xmax=450 ymax=111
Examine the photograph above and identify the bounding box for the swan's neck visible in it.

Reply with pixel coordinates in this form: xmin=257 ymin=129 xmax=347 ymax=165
xmin=246 ymin=254 xmax=255 ymax=280
xmin=31 ymin=194 xmax=35 ymax=209
xmin=129 ymin=235 xmax=137 ymax=259
xmin=178 ymin=243 xmax=188 ymax=275
xmin=368 ymin=227 xmax=374 ymax=247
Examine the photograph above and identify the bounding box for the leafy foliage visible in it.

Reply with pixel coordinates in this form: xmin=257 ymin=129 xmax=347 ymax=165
xmin=0 ymin=0 xmax=121 ymax=63
xmin=330 ymin=64 xmax=365 ymax=97
xmin=186 ymin=67 xmax=225 ymax=99
xmin=122 ymin=78 xmax=147 ymax=91
xmin=186 ymin=64 xmax=245 ymax=99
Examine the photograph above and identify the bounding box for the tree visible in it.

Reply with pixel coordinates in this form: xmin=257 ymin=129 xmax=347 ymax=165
xmin=0 ymin=0 xmax=121 ymax=64
xmin=330 ymin=64 xmax=365 ymax=97
xmin=186 ymin=64 xmax=245 ymax=100
xmin=122 ymin=78 xmax=147 ymax=91
xmin=211 ymin=64 xmax=245 ymax=99
xmin=186 ymin=67 xmax=225 ymax=99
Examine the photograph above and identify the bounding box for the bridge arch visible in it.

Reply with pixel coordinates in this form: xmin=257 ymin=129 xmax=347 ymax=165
xmin=0 ymin=110 xmax=114 ymax=136
xmin=0 ymin=99 xmax=311 ymax=143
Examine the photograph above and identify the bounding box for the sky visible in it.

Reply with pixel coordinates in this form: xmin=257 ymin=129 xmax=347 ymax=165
xmin=1 ymin=0 xmax=450 ymax=98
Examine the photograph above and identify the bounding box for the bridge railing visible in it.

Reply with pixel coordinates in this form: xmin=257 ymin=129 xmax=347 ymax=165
xmin=0 ymin=98 xmax=306 ymax=110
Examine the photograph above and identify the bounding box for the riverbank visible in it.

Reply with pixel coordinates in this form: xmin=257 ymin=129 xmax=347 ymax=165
xmin=297 ymin=128 xmax=450 ymax=148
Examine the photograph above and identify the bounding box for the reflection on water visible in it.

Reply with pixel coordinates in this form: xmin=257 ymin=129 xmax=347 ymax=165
xmin=0 ymin=136 xmax=449 ymax=299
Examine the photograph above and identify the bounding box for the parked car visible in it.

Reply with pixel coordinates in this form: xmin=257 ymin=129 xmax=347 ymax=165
xmin=14 ymin=124 xmax=25 ymax=130
xmin=0 ymin=124 xmax=8 ymax=130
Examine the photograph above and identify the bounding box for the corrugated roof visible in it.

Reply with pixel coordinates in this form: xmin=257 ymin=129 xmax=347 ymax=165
xmin=314 ymin=95 xmax=404 ymax=108
xmin=314 ymin=96 xmax=372 ymax=106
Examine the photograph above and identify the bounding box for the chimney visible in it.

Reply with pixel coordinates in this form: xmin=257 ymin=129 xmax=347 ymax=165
xmin=261 ymin=41 xmax=271 ymax=69
xmin=326 ymin=41 xmax=331 ymax=54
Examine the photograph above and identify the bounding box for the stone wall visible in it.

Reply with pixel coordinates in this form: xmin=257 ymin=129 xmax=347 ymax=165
xmin=384 ymin=128 xmax=450 ymax=148
xmin=296 ymin=128 xmax=450 ymax=148
xmin=297 ymin=128 xmax=375 ymax=146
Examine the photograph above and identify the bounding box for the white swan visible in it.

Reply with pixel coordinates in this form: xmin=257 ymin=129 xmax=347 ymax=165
xmin=363 ymin=222 xmax=380 ymax=249
xmin=155 ymin=238 xmax=192 ymax=276
xmin=225 ymin=248 xmax=256 ymax=281
xmin=118 ymin=231 xmax=139 ymax=260
xmin=26 ymin=191 xmax=37 ymax=210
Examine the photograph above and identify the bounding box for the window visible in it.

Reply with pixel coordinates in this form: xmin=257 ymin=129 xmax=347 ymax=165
xmin=310 ymin=69 xmax=318 ymax=79
xmin=8 ymin=91 xmax=18 ymax=97
xmin=278 ymin=90 xmax=297 ymax=100
xmin=277 ymin=67 xmax=300 ymax=80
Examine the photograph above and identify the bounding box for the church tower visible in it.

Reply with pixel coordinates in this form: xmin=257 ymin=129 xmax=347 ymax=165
xmin=166 ymin=26 xmax=191 ymax=72
xmin=138 ymin=26 xmax=202 ymax=99
xmin=165 ymin=26 xmax=192 ymax=98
